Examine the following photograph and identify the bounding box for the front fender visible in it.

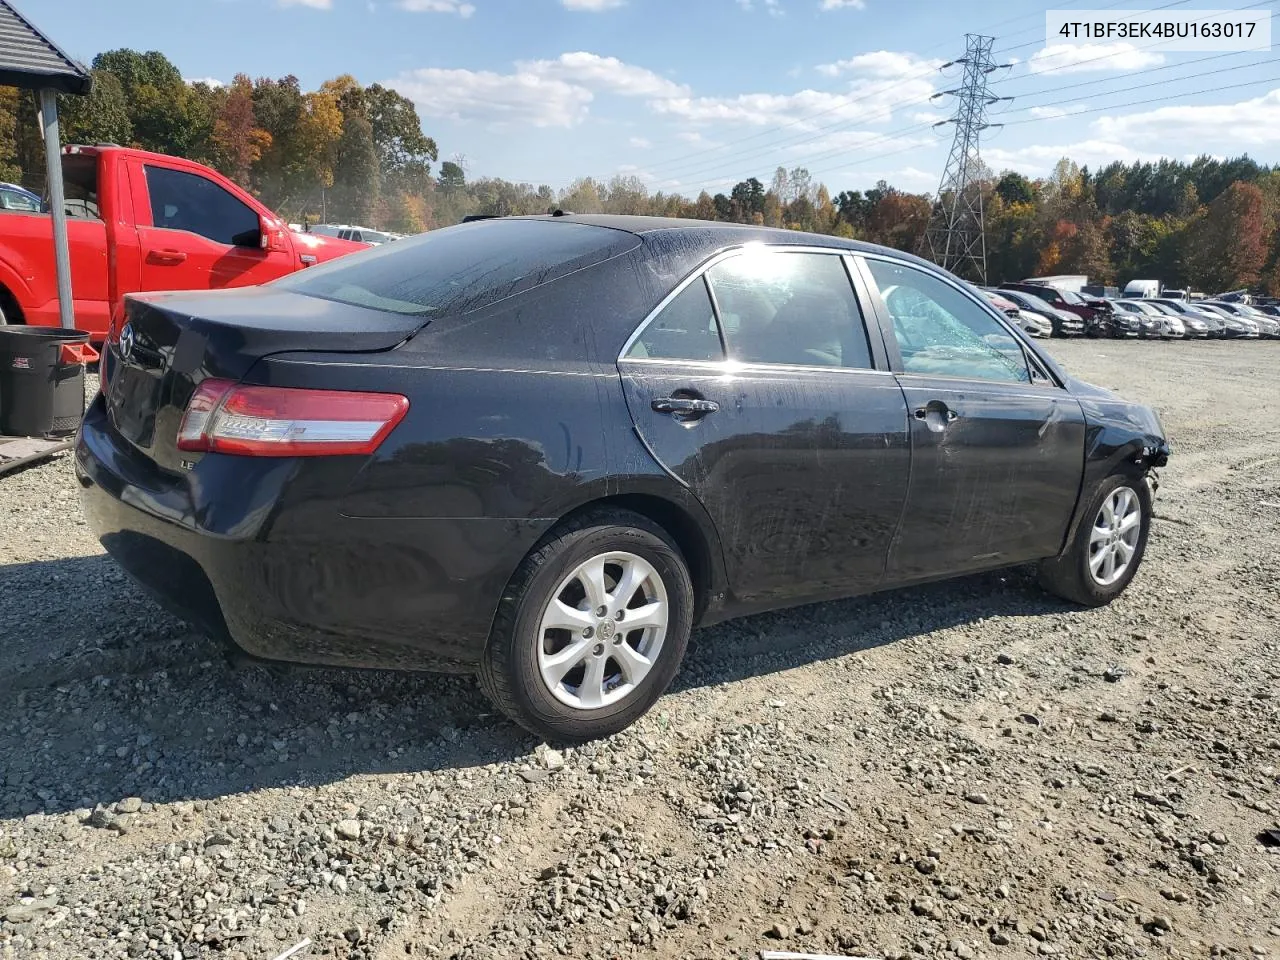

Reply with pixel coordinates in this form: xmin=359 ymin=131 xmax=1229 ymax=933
xmin=1056 ymin=386 xmax=1170 ymax=558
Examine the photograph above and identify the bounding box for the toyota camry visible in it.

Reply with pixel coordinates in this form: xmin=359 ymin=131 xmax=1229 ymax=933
xmin=77 ymin=215 xmax=1170 ymax=742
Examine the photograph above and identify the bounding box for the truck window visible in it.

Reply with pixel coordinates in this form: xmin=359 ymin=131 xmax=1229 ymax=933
xmin=144 ymin=166 xmax=260 ymax=246
xmin=59 ymin=155 xmax=101 ymax=220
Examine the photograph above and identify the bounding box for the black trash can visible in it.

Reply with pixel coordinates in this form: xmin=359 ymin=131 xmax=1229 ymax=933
xmin=0 ymin=327 xmax=99 ymax=438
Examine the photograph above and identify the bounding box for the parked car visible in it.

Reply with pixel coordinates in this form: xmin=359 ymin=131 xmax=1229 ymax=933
xmin=0 ymin=181 xmax=42 ymax=212
xmin=0 ymin=145 xmax=367 ymax=337
xmin=999 ymin=282 xmax=1124 ymax=336
xmin=1195 ymin=302 xmax=1259 ymax=338
xmin=77 ymin=216 xmax=1171 ymax=741
xmin=1159 ymin=289 xmax=1189 ymax=302
xmin=1205 ymin=301 xmax=1279 ymax=338
xmin=1144 ymin=301 xmax=1211 ymax=337
xmin=979 ymin=289 xmax=1051 ymax=337
xmin=1148 ymin=299 xmax=1226 ymax=337
xmin=1113 ymin=300 xmax=1170 ymax=338
xmin=310 ymin=223 xmax=401 ymax=245
xmin=993 ymin=287 xmax=1085 ymax=336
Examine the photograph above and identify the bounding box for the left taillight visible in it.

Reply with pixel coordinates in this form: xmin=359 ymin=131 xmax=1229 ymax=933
xmin=176 ymin=380 xmax=409 ymax=457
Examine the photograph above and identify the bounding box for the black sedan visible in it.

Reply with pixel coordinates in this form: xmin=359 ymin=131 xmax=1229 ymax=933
xmin=77 ymin=217 xmax=1170 ymax=742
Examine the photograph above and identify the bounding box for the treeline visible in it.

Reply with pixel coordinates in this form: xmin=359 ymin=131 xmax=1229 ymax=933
xmin=1 ymin=48 xmax=1277 ymax=293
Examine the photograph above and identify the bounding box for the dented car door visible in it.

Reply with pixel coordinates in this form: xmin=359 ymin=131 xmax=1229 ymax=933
xmin=618 ymin=248 xmax=911 ymax=607
xmin=855 ymin=254 xmax=1087 ymax=582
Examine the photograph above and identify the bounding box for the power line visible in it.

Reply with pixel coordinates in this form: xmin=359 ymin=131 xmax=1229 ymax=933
xmin=676 ymin=56 xmax=1275 ymax=192
xmin=662 ymin=5 xmax=1271 ymax=188
xmin=638 ymin=0 xmax=1106 ymax=176
xmin=799 ymin=72 xmax=1280 ymax=182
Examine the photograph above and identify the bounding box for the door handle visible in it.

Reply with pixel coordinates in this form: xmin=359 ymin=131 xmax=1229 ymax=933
xmin=914 ymin=402 xmax=958 ymax=432
xmin=147 ymin=249 xmax=188 ymax=266
xmin=652 ymin=396 xmax=719 ymax=417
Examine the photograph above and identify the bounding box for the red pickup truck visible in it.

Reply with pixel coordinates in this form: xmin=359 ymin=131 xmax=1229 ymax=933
xmin=0 ymin=145 xmax=366 ymax=339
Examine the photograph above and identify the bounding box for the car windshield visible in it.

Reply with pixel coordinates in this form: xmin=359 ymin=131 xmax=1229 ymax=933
xmin=1058 ymin=289 xmax=1086 ymax=305
xmin=274 ymin=218 xmax=639 ymax=315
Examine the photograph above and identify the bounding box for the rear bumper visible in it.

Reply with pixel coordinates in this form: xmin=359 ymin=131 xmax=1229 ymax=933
xmin=75 ymin=398 xmax=551 ymax=672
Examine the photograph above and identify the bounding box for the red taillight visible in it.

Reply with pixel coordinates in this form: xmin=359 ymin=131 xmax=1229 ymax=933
xmin=176 ymin=381 xmax=409 ymax=457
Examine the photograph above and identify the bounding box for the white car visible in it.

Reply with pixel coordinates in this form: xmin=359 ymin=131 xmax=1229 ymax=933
xmin=307 ymin=224 xmax=401 ymax=245
xmin=1017 ymin=309 xmax=1055 ymax=338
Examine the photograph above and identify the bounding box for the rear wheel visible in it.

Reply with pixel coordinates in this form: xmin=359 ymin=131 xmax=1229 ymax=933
xmin=479 ymin=509 xmax=693 ymax=743
xmin=1039 ymin=474 xmax=1151 ymax=607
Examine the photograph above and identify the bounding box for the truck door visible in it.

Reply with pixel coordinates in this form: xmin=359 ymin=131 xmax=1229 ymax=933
xmin=133 ymin=163 xmax=295 ymax=295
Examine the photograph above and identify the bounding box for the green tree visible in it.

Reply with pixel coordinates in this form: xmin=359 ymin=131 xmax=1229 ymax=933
xmin=58 ymin=69 xmax=133 ymax=147
xmin=365 ymin=83 xmax=437 ymax=195
xmin=994 ymin=171 xmax=1034 ymax=206
xmin=331 ymin=110 xmax=379 ymax=224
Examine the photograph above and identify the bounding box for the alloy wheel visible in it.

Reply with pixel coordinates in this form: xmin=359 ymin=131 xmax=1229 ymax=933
xmin=1089 ymin=486 xmax=1142 ymax=586
xmin=536 ymin=551 xmax=669 ymax=710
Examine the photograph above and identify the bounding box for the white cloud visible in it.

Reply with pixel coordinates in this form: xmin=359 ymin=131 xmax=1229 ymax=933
xmin=658 ymin=52 xmax=938 ymax=131
xmin=629 ymin=136 xmax=652 ymax=148
xmin=277 ymin=0 xmax=330 ymax=7
xmin=984 ymin=139 xmax=1158 ymax=176
xmin=1029 ymin=102 xmax=1088 ymax=119
xmin=820 ymin=0 xmax=865 ymax=9
xmin=911 ymin=110 xmax=946 ymax=123
xmin=387 ymin=51 xmax=685 ymax=129
xmin=396 ymin=0 xmax=475 ymax=14
xmin=737 ymin=0 xmax=783 ymax=15
xmin=884 ymin=166 xmax=937 ymax=190
xmin=817 ymin=50 xmax=942 ymax=79
xmin=388 ymin=68 xmax=592 ymax=127
xmin=1028 ymin=42 xmax=1163 ymax=75
xmin=185 ymin=77 xmax=225 ymax=88
xmin=519 ymin=52 xmax=688 ymax=98
xmin=1092 ymin=88 xmax=1280 ymax=147
xmin=563 ymin=0 xmax=624 ymax=8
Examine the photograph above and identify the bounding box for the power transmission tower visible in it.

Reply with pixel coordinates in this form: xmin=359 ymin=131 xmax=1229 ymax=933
xmin=922 ymin=35 xmax=1011 ymax=283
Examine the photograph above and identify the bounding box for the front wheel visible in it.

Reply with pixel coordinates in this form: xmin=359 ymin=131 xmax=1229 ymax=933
xmin=479 ymin=509 xmax=694 ymax=743
xmin=1038 ymin=475 xmax=1152 ymax=607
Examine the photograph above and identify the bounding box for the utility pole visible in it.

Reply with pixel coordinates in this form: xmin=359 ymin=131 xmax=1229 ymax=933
xmin=922 ymin=35 xmax=1011 ymax=284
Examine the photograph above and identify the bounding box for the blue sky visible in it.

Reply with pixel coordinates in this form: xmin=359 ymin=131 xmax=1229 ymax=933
xmin=34 ymin=0 xmax=1280 ymax=196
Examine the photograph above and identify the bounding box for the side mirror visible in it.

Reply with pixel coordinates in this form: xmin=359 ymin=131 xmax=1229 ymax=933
xmin=259 ymin=216 xmax=290 ymax=253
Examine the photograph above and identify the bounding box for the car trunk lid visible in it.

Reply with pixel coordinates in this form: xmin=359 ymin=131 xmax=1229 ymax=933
xmin=104 ymin=287 xmax=424 ymax=472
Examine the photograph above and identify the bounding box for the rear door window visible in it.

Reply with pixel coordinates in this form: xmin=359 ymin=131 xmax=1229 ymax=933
xmin=144 ymin=165 xmax=260 ymax=246
xmin=705 ymin=251 xmax=874 ymax=369
xmin=275 ymin=218 xmax=640 ymax=316
xmin=625 ymin=278 xmax=723 ymax=361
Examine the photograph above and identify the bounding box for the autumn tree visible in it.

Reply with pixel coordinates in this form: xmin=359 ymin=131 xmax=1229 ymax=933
xmin=212 ymin=75 xmax=271 ymax=186
xmin=1185 ymin=181 xmax=1267 ymax=291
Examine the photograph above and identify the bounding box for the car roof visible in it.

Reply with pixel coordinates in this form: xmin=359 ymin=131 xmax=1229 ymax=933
xmin=507 ymin=213 xmax=934 ymax=267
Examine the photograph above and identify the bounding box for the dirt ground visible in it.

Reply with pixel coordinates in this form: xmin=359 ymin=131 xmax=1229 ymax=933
xmin=1 ymin=339 xmax=1277 ymax=960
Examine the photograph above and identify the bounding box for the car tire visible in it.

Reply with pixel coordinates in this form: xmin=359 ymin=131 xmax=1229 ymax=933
xmin=1038 ymin=473 xmax=1152 ymax=608
xmin=479 ymin=508 xmax=694 ymax=743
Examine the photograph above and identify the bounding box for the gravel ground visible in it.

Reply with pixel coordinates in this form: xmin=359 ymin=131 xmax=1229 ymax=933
xmin=1 ymin=340 xmax=1278 ymax=960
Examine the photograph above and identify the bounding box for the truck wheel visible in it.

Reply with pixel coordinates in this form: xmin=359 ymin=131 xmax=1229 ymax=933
xmin=479 ymin=509 xmax=694 ymax=743
xmin=1038 ymin=474 xmax=1151 ymax=607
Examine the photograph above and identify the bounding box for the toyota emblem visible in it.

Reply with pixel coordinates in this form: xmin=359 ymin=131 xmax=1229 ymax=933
xmin=119 ymin=323 xmax=135 ymax=361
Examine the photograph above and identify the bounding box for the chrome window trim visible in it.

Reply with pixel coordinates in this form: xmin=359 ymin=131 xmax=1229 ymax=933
xmin=616 ymin=244 xmax=863 ymax=365
xmin=617 ymin=356 xmax=895 ymax=377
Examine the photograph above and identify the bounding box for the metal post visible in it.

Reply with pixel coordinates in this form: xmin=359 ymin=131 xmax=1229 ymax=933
xmin=39 ymin=88 xmax=74 ymax=330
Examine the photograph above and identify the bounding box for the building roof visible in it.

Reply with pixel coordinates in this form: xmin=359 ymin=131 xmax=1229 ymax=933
xmin=0 ymin=0 xmax=91 ymax=95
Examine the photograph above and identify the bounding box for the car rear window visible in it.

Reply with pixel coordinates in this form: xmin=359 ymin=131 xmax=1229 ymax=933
xmin=274 ymin=218 xmax=639 ymax=316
